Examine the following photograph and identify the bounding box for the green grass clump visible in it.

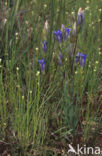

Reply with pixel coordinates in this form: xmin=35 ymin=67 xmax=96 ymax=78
xmin=0 ymin=0 xmax=102 ymax=155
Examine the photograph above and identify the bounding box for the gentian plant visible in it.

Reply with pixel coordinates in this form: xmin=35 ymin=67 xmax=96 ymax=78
xmin=63 ymin=28 xmax=71 ymax=40
xmin=75 ymin=52 xmax=87 ymax=67
xmin=53 ymin=30 xmax=63 ymax=43
xmin=42 ymin=40 xmax=48 ymax=52
xmin=38 ymin=58 xmax=46 ymax=72
xmin=77 ymin=8 xmax=85 ymax=25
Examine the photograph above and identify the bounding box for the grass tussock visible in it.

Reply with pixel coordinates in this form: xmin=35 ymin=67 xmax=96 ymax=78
xmin=0 ymin=0 xmax=102 ymax=155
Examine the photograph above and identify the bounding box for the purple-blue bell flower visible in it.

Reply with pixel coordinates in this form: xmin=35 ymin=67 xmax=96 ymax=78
xmin=38 ymin=58 xmax=46 ymax=72
xmin=58 ymin=52 xmax=64 ymax=66
xmin=77 ymin=8 xmax=85 ymax=25
xmin=64 ymin=28 xmax=71 ymax=40
xmin=75 ymin=52 xmax=87 ymax=67
xmin=42 ymin=40 xmax=48 ymax=52
xmin=61 ymin=24 xmax=71 ymax=40
xmin=53 ymin=30 xmax=63 ymax=43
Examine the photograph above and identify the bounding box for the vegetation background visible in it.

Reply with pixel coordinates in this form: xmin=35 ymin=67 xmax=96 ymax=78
xmin=0 ymin=0 xmax=102 ymax=155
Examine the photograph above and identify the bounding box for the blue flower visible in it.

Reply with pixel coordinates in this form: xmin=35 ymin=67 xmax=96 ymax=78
xmin=58 ymin=52 xmax=64 ymax=66
xmin=75 ymin=52 xmax=87 ymax=66
xmin=64 ymin=28 xmax=71 ymax=40
xmin=38 ymin=58 xmax=46 ymax=72
xmin=53 ymin=30 xmax=62 ymax=43
xmin=54 ymin=26 xmax=71 ymax=42
xmin=77 ymin=8 xmax=85 ymax=25
xmin=61 ymin=24 xmax=71 ymax=40
xmin=42 ymin=40 xmax=48 ymax=52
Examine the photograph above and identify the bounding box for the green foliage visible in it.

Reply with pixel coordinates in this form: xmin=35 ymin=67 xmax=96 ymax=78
xmin=0 ymin=0 xmax=102 ymax=155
